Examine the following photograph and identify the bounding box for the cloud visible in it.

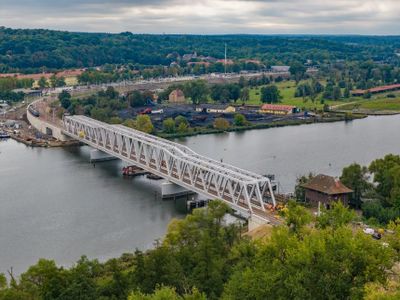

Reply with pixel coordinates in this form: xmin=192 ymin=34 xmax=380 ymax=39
xmin=0 ymin=0 xmax=399 ymax=34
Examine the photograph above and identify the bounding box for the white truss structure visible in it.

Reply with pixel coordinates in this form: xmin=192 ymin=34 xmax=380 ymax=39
xmin=63 ymin=115 xmax=276 ymax=222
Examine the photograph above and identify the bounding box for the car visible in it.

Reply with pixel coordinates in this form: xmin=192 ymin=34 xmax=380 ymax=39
xmin=363 ymin=228 xmax=375 ymax=235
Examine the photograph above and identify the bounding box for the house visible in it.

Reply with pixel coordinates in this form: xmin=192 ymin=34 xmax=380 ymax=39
xmin=271 ymin=66 xmax=290 ymax=73
xmin=259 ymin=104 xmax=296 ymax=115
xmin=187 ymin=61 xmax=210 ymax=67
xmin=182 ymin=52 xmax=197 ymax=61
xmin=302 ymin=174 xmax=353 ymax=209
xmin=216 ymin=59 xmax=234 ymax=65
xmin=169 ymin=89 xmax=185 ymax=103
xmin=195 ymin=104 xmax=236 ymax=114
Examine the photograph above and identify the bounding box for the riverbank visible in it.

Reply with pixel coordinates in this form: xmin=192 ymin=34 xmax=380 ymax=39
xmin=10 ymin=132 xmax=80 ymax=147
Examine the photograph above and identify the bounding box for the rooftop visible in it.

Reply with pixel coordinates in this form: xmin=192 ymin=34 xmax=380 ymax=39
xmin=302 ymin=174 xmax=353 ymax=195
xmin=261 ymin=104 xmax=295 ymax=111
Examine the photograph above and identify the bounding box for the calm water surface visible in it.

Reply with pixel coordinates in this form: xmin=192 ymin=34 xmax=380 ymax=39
xmin=1 ymin=115 xmax=400 ymax=274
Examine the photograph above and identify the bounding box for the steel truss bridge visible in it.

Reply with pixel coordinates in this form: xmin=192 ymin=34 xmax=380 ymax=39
xmin=63 ymin=115 xmax=277 ymax=223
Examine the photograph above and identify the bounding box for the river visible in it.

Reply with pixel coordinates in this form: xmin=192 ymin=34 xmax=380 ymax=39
xmin=1 ymin=115 xmax=400 ymax=275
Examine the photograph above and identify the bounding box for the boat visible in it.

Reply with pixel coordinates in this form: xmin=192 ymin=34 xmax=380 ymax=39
xmin=0 ymin=132 xmax=10 ymax=139
xmin=146 ymin=173 xmax=163 ymax=180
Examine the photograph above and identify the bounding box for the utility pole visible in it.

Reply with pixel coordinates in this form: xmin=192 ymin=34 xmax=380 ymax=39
xmin=224 ymin=43 xmax=227 ymax=75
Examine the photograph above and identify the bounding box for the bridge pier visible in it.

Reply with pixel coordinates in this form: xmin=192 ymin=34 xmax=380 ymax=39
xmin=90 ymin=149 xmax=118 ymax=162
xmin=161 ymin=181 xmax=196 ymax=199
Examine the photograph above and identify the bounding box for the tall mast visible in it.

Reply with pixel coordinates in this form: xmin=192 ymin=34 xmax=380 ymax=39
xmin=224 ymin=43 xmax=227 ymax=74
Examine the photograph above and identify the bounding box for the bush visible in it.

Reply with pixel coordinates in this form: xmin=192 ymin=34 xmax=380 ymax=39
xmin=136 ymin=115 xmax=154 ymax=133
xmin=233 ymin=114 xmax=247 ymax=126
xmin=213 ymin=118 xmax=230 ymax=130
xmin=362 ymin=201 xmax=400 ymax=224
xmin=163 ymin=118 xmax=175 ymax=133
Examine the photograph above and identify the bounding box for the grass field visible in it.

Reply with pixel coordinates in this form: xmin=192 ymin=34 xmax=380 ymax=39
xmin=33 ymin=76 xmax=78 ymax=88
xmin=244 ymin=80 xmax=341 ymax=110
xmin=339 ymin=91 xmax=400 ymax=112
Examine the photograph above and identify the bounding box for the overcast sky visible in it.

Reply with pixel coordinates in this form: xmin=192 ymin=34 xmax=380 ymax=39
xmin=0 ymin=0 xmax=399 ymax=34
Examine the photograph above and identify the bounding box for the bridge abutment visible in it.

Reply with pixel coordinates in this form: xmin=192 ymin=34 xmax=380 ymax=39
xmin=248 ymin=215 xmax=270 ymax=231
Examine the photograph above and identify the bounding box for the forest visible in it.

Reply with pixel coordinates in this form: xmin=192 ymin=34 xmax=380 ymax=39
xmin=1 ymin=27 xmax=399 ymax=73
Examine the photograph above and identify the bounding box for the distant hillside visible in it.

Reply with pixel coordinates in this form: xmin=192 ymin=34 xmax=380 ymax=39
xmin=0 ymin=27 xmax=399 ymax=73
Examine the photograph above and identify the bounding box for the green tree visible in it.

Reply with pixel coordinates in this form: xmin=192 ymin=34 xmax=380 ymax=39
xmin=38 ymin=76 xmax=48 ymax=89
xmin=316 ymin=201 xmax=356 ymax=229
xmin=136 ymin=115 xmax=154 ymax=134
xmin=184 ymin=80 xmax=209 ymax=105
xmin=233 ymin=114 xmax=246 ymax=126
xmin=177 ymin=122 xmax=189 ymax=133
xmin=240 ymin=87 xmax=249 ymax=102
xmin=333 ymin=86 xmax=342 ymax=100
xmin=59 ymin=256 xmax=98 ymax=300
xmin=223 ymin=226 xmax=394 ymax=300
xmin=163 ymin=118 xmax=176 ymax=133
xmin=109 ymin=116 xmax=123 ymax=124
xmin=123 ymin=119 xmax=136 ymax=128
xmin=213 ymin=118 xmax=230 ymax=130
xmin=340 ymin=163 xmax=370 ymax=208
xmin=227 ymin=84 xmax=241 ymax=102
xmin=369 ymin=154 xmax=400 ymax=201
xmin=49 ymin=74 xmax=58 ymax=88
xmin=260 ymin=85 xmax=280 ymax=103
xmin=128 ymin=90 xmax=145 ymax=107
xmin=283 ymin=200 xmax=312 ymax=234
xmin=58 ymin=90 xmax=72 ymax=109
xmin=105 ymin=86 xmax=119 ymax=99
xmin=128 ymin=286 xmax=206 ymax=300
xmin=175 ymin=115 xmax=189 ymax=127
xmin=294 ymin=173 xmax=314 ymax=202
xmin=344 ymin=87 xmax=351 ymax=98
xmin=289 ymin=62 xmax=306 ymax=83
xmin=18 ymin=259 xmax=64 ymax=299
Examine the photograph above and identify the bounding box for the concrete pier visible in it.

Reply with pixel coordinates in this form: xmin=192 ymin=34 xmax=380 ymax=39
xmin=161 ymin=181 xmax=196 ymax=199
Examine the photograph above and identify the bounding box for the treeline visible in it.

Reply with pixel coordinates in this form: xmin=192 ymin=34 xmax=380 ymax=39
xmin=1 ymin=27 xmax=399 ymax=73
xmin=0 ymin=77 xmax=33 ymax=91
xmin=1 ymin=201 xmax=400 ymax=299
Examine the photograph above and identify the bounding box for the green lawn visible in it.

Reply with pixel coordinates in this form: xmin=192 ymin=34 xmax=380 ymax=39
xmin=244 ymin=80 xmax=341 ymax=110
xmin=339 ymin=91 xmax=400 ymax=112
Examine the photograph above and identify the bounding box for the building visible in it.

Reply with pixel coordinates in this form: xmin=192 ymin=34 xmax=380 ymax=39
xmin=168 ymin=89 xmax=186 ymax=103
xmin=187 ymin=61 xmax=210 ymax=67
xmin=195 ymin=104 xmax=236 ymax=114
xmin=216 ymin=59 xmax=234 ymax=65
xmin=271 ymin=66 xmax=290 ymax=73
xmin=259 ymin=104 xmax=296 ymax=115
xmin=351 ymin=84 xmax=400 ymax=96
xmin=302 ymin=174 xmax=353 ymax=209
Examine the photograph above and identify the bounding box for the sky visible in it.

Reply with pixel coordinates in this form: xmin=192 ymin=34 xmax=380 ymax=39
xmin=0 ymin=0 xmax=399 ymax=35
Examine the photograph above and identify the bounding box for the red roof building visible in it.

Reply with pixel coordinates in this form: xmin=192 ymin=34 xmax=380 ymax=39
xmin=259 ymin=104 xmax=296 ymax=115
xmin=351 ymin=84 xmax=400 ymax=96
